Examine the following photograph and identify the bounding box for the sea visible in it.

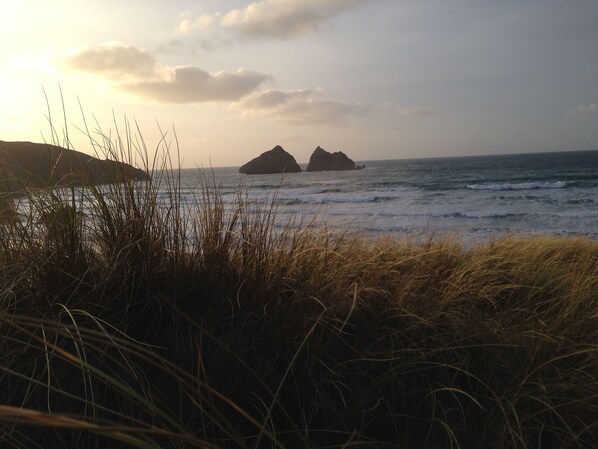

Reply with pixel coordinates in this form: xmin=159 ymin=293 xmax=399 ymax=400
xmin=176 ymin=149 xmax=598 ymax=243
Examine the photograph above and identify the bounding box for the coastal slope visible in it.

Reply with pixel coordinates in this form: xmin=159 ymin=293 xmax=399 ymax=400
xmin=0 ymin=140 xmax=149 ymax=192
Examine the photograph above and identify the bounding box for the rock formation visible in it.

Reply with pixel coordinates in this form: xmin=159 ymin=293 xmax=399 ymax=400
xmin=306 ymin=146 xmax=363 ymax=172
xmin=0 ymin=140 xmax=150 ymax=193
xmin=239 ymin=145 xmax=302 ymax=175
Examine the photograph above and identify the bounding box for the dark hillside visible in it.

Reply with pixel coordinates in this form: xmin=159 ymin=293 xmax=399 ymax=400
xmin=0 ymin=140 xmax=149 ymax=192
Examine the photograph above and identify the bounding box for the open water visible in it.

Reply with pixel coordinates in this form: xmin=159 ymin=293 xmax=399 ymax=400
xmin=179 ymin=149 xmax=598 ymax=242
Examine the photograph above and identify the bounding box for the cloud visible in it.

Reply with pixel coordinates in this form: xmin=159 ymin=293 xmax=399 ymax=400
xmin=63 ymin=42 xmax=160 ymax=80
xmin=124 ymin=67 xmax=271 ymax=103
xmin=377 ymin=102 xmax=439 ymax=118
xmin=62 ymin=42 xmax=270 ymax=103
xmin=237 ymin=89 xmax=370 ymax=125
xmin=178 ymin=0 xmax=374 ymax=40
xmin=155 ymin=40 xmax=193 ymax=55
xmin=566 ymin=103 xmax=598 ymax=117
xmin=62 ymin=42 xmax=436 ymax=121
xmin=236 ymin=90 xmax=439 ymax=125
xmin=397 ymin=105 xmax=438 ymax=117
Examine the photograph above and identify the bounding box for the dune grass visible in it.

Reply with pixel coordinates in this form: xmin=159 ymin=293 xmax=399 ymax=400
xmin=0 ymin=121 xmax=597 ymax=448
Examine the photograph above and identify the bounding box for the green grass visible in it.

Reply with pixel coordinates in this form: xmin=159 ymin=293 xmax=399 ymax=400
xmin=0 ymin=118 xmax=597 ymax=448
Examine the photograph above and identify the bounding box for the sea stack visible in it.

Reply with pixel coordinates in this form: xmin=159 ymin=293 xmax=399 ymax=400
xmin=306 ymin=146 xmax=363 ymax=172
xmin=239 ymin=145 xmax=302 ymax=175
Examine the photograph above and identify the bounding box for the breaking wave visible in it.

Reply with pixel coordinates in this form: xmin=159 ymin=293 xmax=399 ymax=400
xmin=467 ymin=181 xmax=568 ymax=191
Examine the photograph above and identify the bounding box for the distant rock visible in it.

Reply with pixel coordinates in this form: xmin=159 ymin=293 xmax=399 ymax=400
xmin=0 ymin=140 xmax=150 ymax=193
xmin=306 ymin=146 xmax=363 ymax=172
xmin=239 ymin=145 xmax=302 ymax=175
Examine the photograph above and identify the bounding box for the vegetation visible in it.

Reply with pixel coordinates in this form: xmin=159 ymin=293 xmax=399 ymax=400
xmin=0 ymin=120 xmax=597 ymax=448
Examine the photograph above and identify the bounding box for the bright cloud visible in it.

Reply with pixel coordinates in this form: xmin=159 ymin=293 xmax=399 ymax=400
xmin=124 ymin=67 xmax=271 ymax=103
xmin=237 ymin=89 xmax=370 ymax=125
xmin=64 ymin=42 xmax=160 ymax=80
xmin=62 ymin=42 xmax=270 ymax=103
xmin=178 ymin=0 xmax=374 ymax=39
xmin=566 ymin=103 xmax=598 ymax=117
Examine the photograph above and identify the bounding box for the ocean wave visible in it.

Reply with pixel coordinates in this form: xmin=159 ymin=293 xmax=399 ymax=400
xmin=368 ymin=196 xmax=395 ymax=203
xmin=565 ymin=198 xmax=594 ymax=205
xmin=466 ymin=181 xmax=568 ymax=191
xmin=549 ymin=210 xmax=598 ymax=219
xmin=461 ymin=211 xmax=524 ymax=219
xmin=278 ymin=194 xmax=398 ymax=206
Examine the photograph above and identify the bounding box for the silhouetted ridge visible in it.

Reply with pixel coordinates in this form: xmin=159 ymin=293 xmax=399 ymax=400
xmin=0 ymin=140 xmax=149 ymax=193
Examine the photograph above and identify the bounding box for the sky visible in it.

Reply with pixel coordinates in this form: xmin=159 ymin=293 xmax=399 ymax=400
xmin=1 ymin=0 xmax=597 ymax=168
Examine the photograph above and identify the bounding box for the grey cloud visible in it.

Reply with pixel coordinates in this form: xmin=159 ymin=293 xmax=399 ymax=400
xmin=238 ymin=89 xmax=370 ymax=125
xmin=241 ymin=89 xmax=313 ymax=108
xmin=398 ymin=105 xmax=438 ymax=117
xmin=179 ymin=0 xmax=374 ymax=40
xmin=566 ymin=103 xmax=598 ymax=117
xmin=238 ymin=91 xmax=439 ymax=125
xmin=63 ymin=42 xmax=270 ymax=103
xmin=276 ymin=100 xmax=368 ymax=125
xmin=124 ymin=67 xmax=271 ymax=103
xmin=64 ymin=42 xmax=158 ymax=79
xmin=377 ymin=102 xmax=439 ymax=118
xmin=156 ymin=38 xmax=222 ymax=55
xmin=155 ymin=40 xmax=193 ymax=55
xmin=198 ymin=39 xmax=216 ymax=52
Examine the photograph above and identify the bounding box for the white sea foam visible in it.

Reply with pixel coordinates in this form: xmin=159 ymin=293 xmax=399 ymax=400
xmin=466 ymin=181 xmax=567 ymax=191
xmin=548 ymin=210 xmax=598 ymax=219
